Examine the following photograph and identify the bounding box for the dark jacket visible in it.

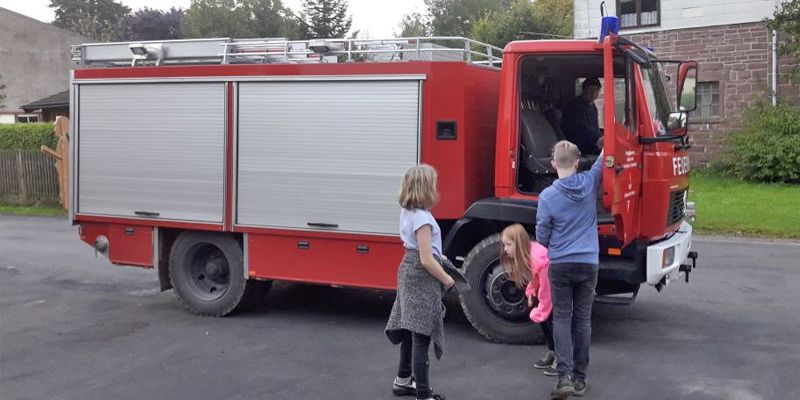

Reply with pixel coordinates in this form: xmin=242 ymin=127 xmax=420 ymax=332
xmin=561 ymin=98 xmax=601 ymax=155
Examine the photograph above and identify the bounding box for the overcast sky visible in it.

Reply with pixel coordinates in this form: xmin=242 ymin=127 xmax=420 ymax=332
xmin=0 ymin=0 xmax=426 ymax=38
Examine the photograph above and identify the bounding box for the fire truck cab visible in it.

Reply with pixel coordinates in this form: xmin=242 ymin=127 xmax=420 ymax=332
xmin=447 ymin=36 xmax=699 ymax=342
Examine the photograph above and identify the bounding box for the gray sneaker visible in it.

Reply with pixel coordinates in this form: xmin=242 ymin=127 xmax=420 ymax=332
xmin=550 ymin=376 xmax=576 ymax=400
xmin=573 ymin=379 xmax=587 ymax=396
xmin=534 ymin=351 xmax=556 ymax=369
xmin=542 ymin=365 xmax=558 ymax=377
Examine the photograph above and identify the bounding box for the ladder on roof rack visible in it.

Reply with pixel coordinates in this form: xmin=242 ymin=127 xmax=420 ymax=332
xmin=71 ymin=37 xmax=503 ymax=69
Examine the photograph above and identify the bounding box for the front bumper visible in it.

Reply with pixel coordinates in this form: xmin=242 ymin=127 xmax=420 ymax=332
xmin=645 ymin=221 xmax=694 ymax=286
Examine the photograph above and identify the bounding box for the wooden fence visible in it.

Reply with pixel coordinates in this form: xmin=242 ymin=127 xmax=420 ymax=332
xmin=0 ymin=150 xmax=60 ymax=205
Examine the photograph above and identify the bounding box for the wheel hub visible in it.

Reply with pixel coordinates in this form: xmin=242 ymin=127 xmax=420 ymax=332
xmin=204 ymin=260 xmax=223 ymax=278
xmin=483 ymin=262 xmax=527 ymax=320
xmin=186 ymin=244 xmax=230 ymax=301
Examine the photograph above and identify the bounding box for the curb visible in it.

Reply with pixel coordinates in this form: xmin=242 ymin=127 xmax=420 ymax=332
xmin=695 ymin=234 xmax=800 ymax=246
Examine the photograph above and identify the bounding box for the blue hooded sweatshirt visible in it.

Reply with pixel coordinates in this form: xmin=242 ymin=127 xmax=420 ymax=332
xmin=535 ymin=154 xmax=603 ymax=265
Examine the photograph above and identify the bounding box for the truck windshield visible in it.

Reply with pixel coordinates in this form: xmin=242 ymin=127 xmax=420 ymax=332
xmin=641 ymin=64 xmax=672 ymax=136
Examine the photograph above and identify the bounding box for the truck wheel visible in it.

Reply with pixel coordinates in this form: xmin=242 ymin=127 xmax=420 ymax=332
xmin=169 ymin=232 xmax=269 ymax=316
xmin=459 ymin=234 xmax=543 ymax=344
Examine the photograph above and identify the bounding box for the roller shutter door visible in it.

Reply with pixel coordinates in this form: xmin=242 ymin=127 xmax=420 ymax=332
xmin=237 ymin=80 xmax=421 ymax=235
xmin=77 ymin=83 xmax=226 ymax=222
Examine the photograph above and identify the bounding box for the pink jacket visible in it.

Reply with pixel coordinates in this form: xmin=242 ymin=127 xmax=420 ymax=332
xmin=524 ymin=242 xmax=552 ymax=323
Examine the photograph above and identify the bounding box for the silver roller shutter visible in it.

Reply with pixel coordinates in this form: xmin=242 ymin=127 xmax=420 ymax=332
xmin=237 ymin=80 xmax=420 ymax=235
xmin=77 ymin=83 xmax=226 ymax=222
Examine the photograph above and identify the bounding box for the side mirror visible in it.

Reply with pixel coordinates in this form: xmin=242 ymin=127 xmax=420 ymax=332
xmin=667 ymin=111 xmax=688 ymax=132
xmin=677 ymin=61 xmax=698 ymax=112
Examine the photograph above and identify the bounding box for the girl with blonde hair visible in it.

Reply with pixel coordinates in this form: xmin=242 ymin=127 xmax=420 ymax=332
xmin=500 ymin=223 xmax=556 ymax=376
xmin=385 ymin=164 xmax=455 ymax=400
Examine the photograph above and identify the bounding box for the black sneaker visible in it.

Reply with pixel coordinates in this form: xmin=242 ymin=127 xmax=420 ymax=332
xmin=550 ymin=376 xmax=576 ymax=400
xmin=534 ymin=351 xmax=556 ymax=369
xmin=392 ymin=377 xmax=416 ymax=396
xmin=573 ymin=379 xmax=587 ymax=396
xmin=542 ymin=365 xmax=558 ymax=377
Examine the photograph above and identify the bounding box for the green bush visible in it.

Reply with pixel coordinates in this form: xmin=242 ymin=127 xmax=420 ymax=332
xmin=717 ymin=102 xmax=800 ymax=184
xmin=0 ymin=123 xmax=58 ymax=150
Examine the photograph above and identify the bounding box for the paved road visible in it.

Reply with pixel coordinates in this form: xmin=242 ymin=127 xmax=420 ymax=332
xmin=1 ymin=215 xmax=799 ymax=400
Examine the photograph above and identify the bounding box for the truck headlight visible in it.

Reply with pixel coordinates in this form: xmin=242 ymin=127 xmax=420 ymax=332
xmin=662 ymin=246 xmax=675 ymax=269
xmin=686 ymin=200 xmax=696 ymax=223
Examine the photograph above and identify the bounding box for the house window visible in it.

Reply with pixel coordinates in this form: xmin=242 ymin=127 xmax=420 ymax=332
xmin=694 ymin=82 xmax=720 ymax=119
xmin=617 ymin=0 xmax=660 ymax=29
xmin=17 ymin=114 xmax=40 ymax=123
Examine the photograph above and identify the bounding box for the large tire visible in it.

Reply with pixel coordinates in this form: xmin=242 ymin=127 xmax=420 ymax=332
xmin=459 ymin=234 xmax=543 ymax=344
xmin=168 ymin=232 xmax=270 ymax=316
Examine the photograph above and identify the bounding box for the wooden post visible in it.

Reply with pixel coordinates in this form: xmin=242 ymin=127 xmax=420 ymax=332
xmin=16 ymin=151 xmax=28 ymax=204
xmin=40 ymin=116 xmax=70 ymax=210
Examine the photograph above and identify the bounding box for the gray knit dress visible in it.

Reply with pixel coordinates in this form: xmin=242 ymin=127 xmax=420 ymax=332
xmin=385 ymin=249 xmax=451 ymax=360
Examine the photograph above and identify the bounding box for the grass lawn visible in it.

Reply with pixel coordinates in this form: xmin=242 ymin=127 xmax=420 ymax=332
xmin=0 ymin=204 xmax=66 ymax=217
xmin=689 ymin=171 xmax=800 ymax=239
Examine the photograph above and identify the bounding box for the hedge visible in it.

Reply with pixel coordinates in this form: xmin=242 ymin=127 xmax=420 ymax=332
xmin=716 ymin=102 xmax=800 ymax=184
xmin=0 ymin=123 xmax=58 ymax=150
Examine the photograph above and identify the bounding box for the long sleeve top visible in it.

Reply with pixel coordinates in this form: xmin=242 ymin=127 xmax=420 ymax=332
xmin=524 ymin=242 xmax=552 ymax=323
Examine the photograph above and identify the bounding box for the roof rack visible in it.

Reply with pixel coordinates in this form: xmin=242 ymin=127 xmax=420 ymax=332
xmin=71 ymin=37 xmax=503 ymax=69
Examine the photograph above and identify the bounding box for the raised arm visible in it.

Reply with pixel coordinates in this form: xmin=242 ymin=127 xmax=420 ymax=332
xmin=588 ymin=149 xmax=604 ymax=190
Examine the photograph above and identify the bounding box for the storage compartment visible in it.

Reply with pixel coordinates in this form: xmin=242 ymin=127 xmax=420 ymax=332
xmin=236 ymin=80 xmax=421 ymax=234
xmin=76 ymin=83 xmax=226 ymax=222
xmin=79 ymin=222 xmax=153 ymax=267
xmin=247 ymin=233 xmax=403 ymax=290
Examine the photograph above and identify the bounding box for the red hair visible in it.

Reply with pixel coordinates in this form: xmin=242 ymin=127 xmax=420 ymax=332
xmin=500 ymin=224 xmax=532 ymax=287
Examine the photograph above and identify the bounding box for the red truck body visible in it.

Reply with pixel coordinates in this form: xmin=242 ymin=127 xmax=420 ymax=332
xmin=71 ymin=35 xmax=697 ymax=343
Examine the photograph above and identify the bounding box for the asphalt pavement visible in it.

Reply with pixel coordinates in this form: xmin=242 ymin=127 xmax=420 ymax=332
xmin=1 ymin=215 xmax=799 ymax=400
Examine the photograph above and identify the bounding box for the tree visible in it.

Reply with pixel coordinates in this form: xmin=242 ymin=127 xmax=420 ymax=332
xmin=396 ymin=12 xmax=431 ymax=37
xmin=49 ymin=0 xmax=131 ymax=41
xmin=425 ymin=0 xmax=503 ymax=36
xmin=472 ymin=0 xmax=572 ymax=48
xmin=531 ymin=0 xmax=573 ymax=38
xmin=183 ymin=0 xmax=300 ymax=39
xmin=120 ymin=7 xmax=184 ymax=41
xmin=472 ymin=0 xmax=535 ymax=47
xmin=243 ymin=0 xmax=303 ymax=38
xmin=768 ymin=0 xmax=800 ymax=80
xmin=300 ymin=0 xmax=353 ymax=39
xmin=184 ymin=0 xmax=254 ymax=38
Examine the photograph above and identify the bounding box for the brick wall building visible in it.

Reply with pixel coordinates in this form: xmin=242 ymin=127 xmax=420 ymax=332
xmin=574 ymin=0 xmax=798 ymax=164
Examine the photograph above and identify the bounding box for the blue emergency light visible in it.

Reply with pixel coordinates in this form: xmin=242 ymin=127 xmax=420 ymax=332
xmin=598 ymin=16 xmax=619 ymax=42
xmin=598 ymin=1 xmax=619 ymax=42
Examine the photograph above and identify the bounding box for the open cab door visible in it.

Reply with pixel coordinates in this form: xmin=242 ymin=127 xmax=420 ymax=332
xmin=600 ymin=36 xmax=643 ymax=246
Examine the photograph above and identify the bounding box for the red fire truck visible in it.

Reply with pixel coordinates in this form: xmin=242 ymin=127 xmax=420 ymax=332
xmin=70 ymin=34 xmax=698 ymax=343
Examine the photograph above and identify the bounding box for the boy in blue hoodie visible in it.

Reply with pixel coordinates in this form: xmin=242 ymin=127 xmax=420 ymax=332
xmin=536 ymin=140 xmax=603 ymax=399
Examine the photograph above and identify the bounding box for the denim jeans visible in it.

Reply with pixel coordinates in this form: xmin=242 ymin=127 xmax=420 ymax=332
xmin=397 ymin=329 xmax=432 ymax=399
xmin=549 ymin=262 xmax=599 ymax=380
xmin=540 ymin=314 xmax=555 ymax=352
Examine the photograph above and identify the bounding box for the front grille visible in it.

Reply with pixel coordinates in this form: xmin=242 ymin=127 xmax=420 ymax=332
xmin=667 ymin=190 xmax=686 ymax=226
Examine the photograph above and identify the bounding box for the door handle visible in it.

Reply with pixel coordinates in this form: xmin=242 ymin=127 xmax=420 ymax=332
xmin=307 ymin=222 xmax=339 ymax=228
